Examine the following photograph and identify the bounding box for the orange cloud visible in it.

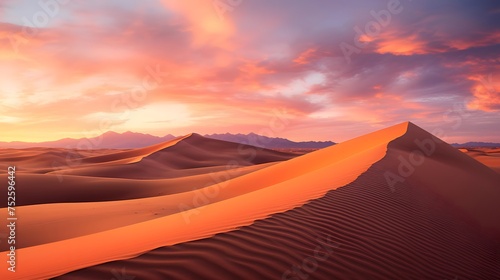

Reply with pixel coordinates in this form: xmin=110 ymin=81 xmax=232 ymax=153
xmin=449 ymin=32 xmax=500 ymax=51
xmin=233 ymin=60 xmax=276 ymax=91
xmin=467 ymin=74 xmax=500 ymax=112
xmin=160 ymin=0 xmax=235 ymax=49
xmin=293 ymin=48 xmax=317 ymax=65
xmin=374 ymin=35 xmax=427 ymax=55
xmin=373 ymin=29 xmax=500 ymax=56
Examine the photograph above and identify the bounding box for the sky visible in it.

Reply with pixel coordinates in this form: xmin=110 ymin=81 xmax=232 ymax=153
xmin=0 ymin=0 xmax=499 ymax=143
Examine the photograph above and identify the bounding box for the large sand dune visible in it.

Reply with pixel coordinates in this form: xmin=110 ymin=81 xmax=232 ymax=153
xmin=1 ymin=122 xmax=499 ymax=279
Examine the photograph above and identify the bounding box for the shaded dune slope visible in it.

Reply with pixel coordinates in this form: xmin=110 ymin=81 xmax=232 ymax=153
xmin=56 ymin=123 xmax=500 ymax=280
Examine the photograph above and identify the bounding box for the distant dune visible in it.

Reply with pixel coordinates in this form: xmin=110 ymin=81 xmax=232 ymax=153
xmin=1 ymin=122 xmax=499 ymax=280
xmin=53 ymin=133 xmax=296 ymax=179
xmin=459 ymin=147 xmax=500 ymax=173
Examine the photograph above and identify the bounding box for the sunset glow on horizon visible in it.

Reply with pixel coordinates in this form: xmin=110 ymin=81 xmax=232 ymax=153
xmin=0 ymin=0 xmax=499 ymax=143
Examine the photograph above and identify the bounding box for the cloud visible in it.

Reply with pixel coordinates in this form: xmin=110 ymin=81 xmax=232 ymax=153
xmin=160 ymin=0 xmax=235 ymax=49
xmin=293 ymin=48 xmax=318 ymax=65
xmin=0 ymin=0 xmax=499 ymax=142
xmin=467 ymin=74 xmax=500 ymax=112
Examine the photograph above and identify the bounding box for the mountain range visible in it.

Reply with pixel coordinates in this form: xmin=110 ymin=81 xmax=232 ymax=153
xmin=451 ymin=142 xmax=500 ymax=148
xmin=0 ymin=131 xmax=335 ymax=149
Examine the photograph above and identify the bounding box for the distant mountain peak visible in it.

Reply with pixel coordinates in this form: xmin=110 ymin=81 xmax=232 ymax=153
xmin=203 ymin=133 xmax=335 ymax=149
xmin=451 ymin=142 xmax=500 ymax=148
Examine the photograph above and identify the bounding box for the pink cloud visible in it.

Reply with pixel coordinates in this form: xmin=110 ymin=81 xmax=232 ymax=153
xmin=467 ymin=74 xmax=500 ymax=112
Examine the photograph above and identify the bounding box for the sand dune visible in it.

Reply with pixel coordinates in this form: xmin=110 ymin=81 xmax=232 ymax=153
xmin=3 ymin=163 xmax=276 ymax=208
xmin=50 ymin=133 xmax=296 ymax=179
xmin=1 ymin=134 xmax=296 ymax=208
xmin=0 ymin=134 xmax=295 ymax=251
xmin=459 ymin=148 xmax=500 ymax=173
xmin=0 ymin=147 xmax=119 ymax=174
xmin=57 ymin=163 xmax=500 ymax=279
xmin=0 ymin=136 xmax=186 ymax=175
xmin=2 ymin=163 xmax=279 ymax=251
xmin=1 ymin=122 xmax=499 ymax=279
xmin=56 ymin=134 xmax=192 ymax=165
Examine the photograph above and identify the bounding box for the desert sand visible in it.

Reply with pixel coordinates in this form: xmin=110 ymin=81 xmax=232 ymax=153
xmin=459 ymin=148 xmax=500 ymax=173
xmin=1 ymin=122 xmax=499 ymax=279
